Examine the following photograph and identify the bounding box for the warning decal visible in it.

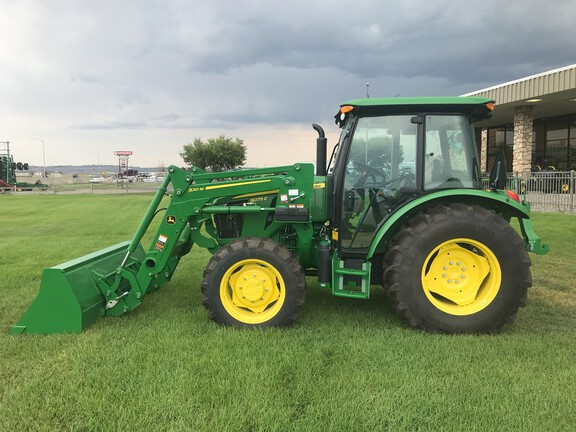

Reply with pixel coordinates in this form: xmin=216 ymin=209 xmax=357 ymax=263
xmin=155 ymin=234 xmax=168 ymax=252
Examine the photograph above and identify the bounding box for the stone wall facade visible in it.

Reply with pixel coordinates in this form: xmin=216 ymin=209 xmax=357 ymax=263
xmin=513 ymin=105 xmax=533 ymax=174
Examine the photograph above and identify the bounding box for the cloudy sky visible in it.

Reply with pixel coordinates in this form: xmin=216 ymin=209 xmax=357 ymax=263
xmin=1 ymin=0 xmax=575 ymax=169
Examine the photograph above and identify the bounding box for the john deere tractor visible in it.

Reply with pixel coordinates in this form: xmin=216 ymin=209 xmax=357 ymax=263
xmin=11 ymin=97 xmax=548 ymax=335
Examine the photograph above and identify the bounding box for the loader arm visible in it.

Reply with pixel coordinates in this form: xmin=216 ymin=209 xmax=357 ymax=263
xmin=109 ymin=163 xmax=316 ymax=317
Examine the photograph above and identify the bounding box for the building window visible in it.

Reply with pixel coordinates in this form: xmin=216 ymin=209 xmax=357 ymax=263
xmin=545 ymin=115 xmax=570 ymax=170
xmin=487 ymin=126 xmax=513 ymax=172
xmin=533 ymin=119 xmax=546 ymax=170
xmin=570 ymin=117 xmax=576 ymax=170
xmin=483 ymin=114 xmax=576 ymax=173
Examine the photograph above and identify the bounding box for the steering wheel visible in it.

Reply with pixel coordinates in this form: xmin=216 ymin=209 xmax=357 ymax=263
xmin=351 ymin=160 xmax=387 ymax=189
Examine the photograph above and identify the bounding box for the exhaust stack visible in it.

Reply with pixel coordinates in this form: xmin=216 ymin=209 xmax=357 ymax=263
xmin=312 ymin=123 xmax=327 ymax=176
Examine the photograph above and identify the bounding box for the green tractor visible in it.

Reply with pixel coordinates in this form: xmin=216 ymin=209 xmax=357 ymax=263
xmin=10 ymin=97 xmax=549 ymax=335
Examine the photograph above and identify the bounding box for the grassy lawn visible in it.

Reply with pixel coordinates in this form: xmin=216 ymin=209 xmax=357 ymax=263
xmin=0 ymin=194 xmax=574 ymax=431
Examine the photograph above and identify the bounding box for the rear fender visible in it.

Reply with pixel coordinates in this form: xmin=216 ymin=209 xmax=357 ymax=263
xmin=367 ymin=189 xmax=548 ymax=259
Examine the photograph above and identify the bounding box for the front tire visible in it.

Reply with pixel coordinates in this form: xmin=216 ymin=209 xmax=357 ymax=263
xmin=383 ymin=204 xmax=532 ymax=333
xmin=201 ymin=237 xmax=306 ymax=327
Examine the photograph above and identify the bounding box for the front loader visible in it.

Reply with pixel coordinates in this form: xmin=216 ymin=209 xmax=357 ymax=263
xmin=11 ymin=97 xmax=549 ymax=335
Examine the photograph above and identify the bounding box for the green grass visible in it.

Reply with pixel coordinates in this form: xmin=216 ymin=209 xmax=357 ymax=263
xmin=0 ymin=195 xmax=575 ymax=431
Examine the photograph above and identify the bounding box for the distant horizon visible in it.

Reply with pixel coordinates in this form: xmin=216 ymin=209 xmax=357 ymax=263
xmin=15 ymin=163 xmax=262 ymax=176
xmin=15 ymin=163 xmax=173 ymax=176
xmin=26 ymin=163 xmax=170 ymax=168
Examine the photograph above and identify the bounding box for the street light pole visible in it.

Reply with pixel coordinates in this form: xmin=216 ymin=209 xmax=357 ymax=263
xmin=30 ymin=138 xmax=46 ymax=178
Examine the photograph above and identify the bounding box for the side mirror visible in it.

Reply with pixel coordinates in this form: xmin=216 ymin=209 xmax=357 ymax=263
xmin=489 ymin=152 xmax=507 ymax=191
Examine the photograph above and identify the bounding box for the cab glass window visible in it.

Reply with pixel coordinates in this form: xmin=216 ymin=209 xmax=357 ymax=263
xmin=340 ymin=115 xmax=417 ymax=249
xmin=424 ymin=115 xmax=480 ymax=190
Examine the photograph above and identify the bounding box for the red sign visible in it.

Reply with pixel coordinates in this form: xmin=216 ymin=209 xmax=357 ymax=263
xmin=113 ymin=151 xmax=133 ymax=156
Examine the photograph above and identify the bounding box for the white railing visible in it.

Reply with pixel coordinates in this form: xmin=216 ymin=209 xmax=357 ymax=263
xmin=483 ymin=171 xmax=576 ymax=213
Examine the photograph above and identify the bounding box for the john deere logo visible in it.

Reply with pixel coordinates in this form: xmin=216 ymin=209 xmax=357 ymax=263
xmin=166 ymin=215 xmax=176 ymax=225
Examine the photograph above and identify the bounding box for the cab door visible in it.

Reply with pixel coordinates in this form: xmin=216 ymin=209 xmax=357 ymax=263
xmin=337 ymin=115 xmax=417 ymax=252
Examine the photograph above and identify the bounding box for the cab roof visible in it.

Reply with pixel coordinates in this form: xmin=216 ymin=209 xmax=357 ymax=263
xmin=342 ymin=96 xmax=493 ymax=107
xmin=339 ymin=96 xmax=495 ymax=121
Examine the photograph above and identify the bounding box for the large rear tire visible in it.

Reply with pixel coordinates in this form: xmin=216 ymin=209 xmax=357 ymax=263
xmin=201 ymin=237 xmax=306 ymax=327
xmin=383 ymin=204 xmax=532 ymax=333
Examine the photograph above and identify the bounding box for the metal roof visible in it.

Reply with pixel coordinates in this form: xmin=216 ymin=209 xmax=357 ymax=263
xmin=463 ymin=64 xmax=576 ymax=126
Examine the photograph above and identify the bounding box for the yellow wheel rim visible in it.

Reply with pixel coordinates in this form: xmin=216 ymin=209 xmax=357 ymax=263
xmin=421 ymin=238 xmax=501 ymax=316
xmin=220 ymin=259 xmax=286 ymax=324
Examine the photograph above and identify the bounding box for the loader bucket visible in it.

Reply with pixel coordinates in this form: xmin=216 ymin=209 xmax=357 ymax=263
xmin=10 ymin=240 xmax=146 ymax=335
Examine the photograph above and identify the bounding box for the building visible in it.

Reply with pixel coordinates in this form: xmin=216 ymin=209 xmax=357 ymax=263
xmin=464 ymin=64 xmax=576 ymax=174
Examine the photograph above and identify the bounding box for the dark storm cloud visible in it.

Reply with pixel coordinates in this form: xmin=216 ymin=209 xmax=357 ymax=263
xmin=173 ymin=0 xmax=574 ymax=89
xmin=33 ymin=0 xmax=575 ymax=127
xmin=138 ymin=0 xmax=572 ymax=127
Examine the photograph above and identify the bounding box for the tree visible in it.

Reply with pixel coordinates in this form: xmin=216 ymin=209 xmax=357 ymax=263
xmin=180 ymin=135 xmax=247 ymax=172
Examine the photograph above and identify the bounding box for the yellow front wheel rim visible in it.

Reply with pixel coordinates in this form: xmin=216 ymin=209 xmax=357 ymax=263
xmin=421 ymin=238 xmax=501 ymax=316
xmin=220 ymin=259 xmax=286 ymax=324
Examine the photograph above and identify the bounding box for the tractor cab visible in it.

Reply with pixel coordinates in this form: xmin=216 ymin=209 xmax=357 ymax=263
xmin=329 ymin=97 xmax=494 ymax=251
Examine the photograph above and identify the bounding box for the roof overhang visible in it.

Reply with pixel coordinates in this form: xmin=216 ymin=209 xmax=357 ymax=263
xmin=463 ymin=64 xmax=576 ymax=127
